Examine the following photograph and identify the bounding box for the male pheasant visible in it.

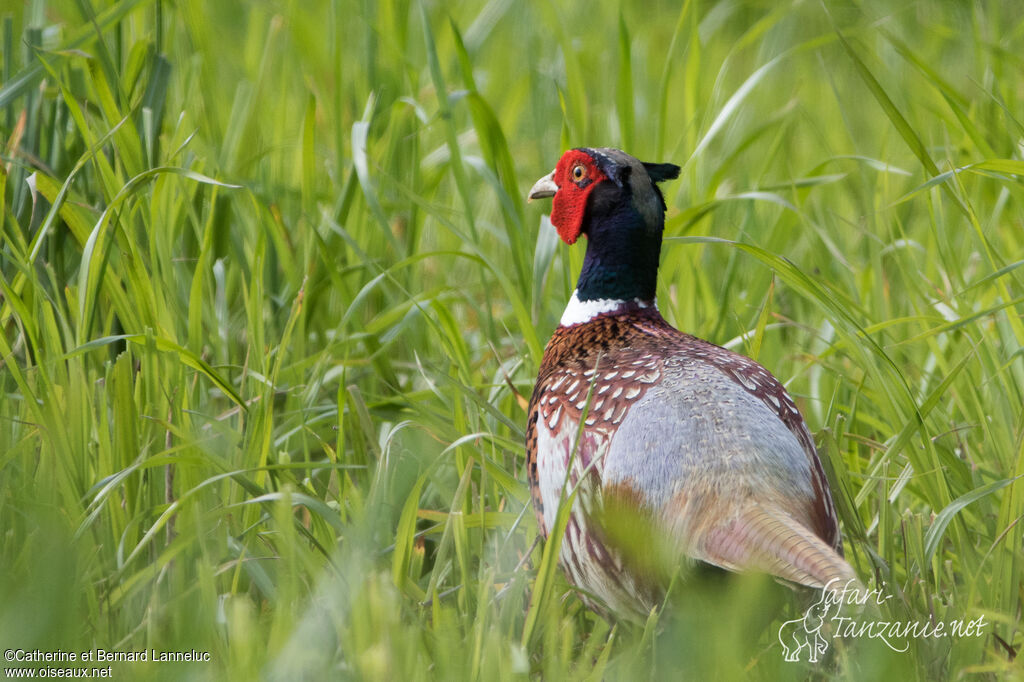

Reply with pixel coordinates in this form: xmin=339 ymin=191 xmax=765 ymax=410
xmin=525 ymin=147 xmax=856 ymax=619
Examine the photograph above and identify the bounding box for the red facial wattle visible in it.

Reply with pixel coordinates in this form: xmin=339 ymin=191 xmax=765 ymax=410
xmin=549 ymin=150 xmax=607 ymax=245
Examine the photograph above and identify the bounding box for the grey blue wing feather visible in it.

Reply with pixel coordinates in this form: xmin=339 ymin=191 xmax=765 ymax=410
xmin=602 ymin=354 xmax=851 ymax=588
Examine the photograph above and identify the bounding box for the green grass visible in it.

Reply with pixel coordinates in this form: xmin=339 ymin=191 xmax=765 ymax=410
xmin=1 ymin=0 xmax=1022 ymax=679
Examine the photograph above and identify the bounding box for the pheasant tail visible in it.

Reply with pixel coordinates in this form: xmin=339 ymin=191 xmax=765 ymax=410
xmin=701 ymin=505 xmax=858 ymax=591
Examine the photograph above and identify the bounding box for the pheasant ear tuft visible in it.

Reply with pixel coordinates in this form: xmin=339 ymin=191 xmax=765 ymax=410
xmin=643 ymin=162 xmax=681 ymax=183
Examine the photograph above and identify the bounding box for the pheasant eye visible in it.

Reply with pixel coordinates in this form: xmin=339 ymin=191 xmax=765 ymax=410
xmin=571 ymin=164 xmax=585 ymax=181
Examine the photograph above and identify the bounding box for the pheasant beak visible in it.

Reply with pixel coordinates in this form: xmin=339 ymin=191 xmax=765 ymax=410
xmin=527 ymin=170 xmax=558 ymax=201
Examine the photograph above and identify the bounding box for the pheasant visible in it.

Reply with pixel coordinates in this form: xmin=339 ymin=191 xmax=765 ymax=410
xmin=525 ymin=147 xmax=856 ymax=619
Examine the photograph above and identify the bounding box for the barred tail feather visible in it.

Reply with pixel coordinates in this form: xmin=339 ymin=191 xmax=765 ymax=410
xmin=699 ymin=505 xmax=858 ymax=590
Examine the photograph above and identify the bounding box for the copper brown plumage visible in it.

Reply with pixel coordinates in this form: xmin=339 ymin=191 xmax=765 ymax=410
xmin=525 ymin=147 xmax=856 ymax=619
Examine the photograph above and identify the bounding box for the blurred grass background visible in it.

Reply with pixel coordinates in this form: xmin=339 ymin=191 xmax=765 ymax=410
xmin=1 ymin=0 xmax=1022 ymax=679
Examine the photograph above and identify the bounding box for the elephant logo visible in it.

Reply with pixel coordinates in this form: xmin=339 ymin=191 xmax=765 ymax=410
xmin=778 ymin=588 xmax=834 ymax=663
